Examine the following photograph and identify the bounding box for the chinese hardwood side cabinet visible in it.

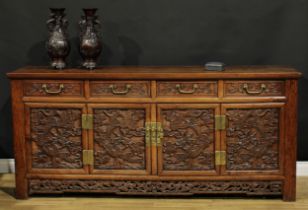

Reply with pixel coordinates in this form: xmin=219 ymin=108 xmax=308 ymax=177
xmin=7 ymin=66 xmax=301 ymax=201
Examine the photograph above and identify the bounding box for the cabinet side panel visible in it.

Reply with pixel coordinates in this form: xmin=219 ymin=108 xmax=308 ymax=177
xmin=11 ymin=80 xmax=28 ymax=199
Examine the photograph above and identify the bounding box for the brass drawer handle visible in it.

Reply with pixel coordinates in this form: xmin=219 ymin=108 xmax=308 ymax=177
xmin=41 ymin=84 xmax=64 ymax=94
xmin=109 ymin=84 xmax=131 ymax=95
xmin=175 ymin=84 xmax=198 ymax=94
xmin=243 ymin=83 xmax=267 ymax=95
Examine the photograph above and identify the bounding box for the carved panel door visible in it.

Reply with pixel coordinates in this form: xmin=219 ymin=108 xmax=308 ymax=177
xmin=157 ymin=104 xmax=220 ymax=176
xmin=88 ymin=104 xmax=151 ymax=175
xmin=221 ymin=103 xmax=285 ymax=175
xmin=25 ymin=103 xmax=88 ymax=174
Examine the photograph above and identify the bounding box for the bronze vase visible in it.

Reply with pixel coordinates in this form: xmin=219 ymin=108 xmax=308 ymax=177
xmin=46 ymin=8 xmax=70 ymax=69
xmin=79 ymin=8 xmax=102 ymax=70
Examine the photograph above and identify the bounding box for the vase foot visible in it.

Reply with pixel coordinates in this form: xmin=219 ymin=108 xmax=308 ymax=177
xmin=51 ymin=60 xmax=66 ymax=70
xmin=82 ymin=61 xmax=97 ymax=70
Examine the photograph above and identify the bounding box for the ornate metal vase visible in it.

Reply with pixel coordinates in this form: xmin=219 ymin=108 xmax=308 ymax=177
xmin=46 ymin=8 xmax=70 ymax=69
xmin=79 ymin=8 xmax=102 ymax=70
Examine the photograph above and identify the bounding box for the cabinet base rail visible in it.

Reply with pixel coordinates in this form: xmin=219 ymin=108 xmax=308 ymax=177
xmin=29 ymin=179 xmax=282 ymax=196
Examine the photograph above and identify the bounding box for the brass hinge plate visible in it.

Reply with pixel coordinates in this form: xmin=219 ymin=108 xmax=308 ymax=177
xmin=83 ymin=150 xmax=93 ymax=165
xmin=151 ymin=122 xmax=157 ymax=146
xmin=82 ymin=114 xmax=93 ymax=129
xmin=149 ymin=122 xmax=164 ymax=147
xmin=156 ymin=122 xmax=163 ymax=147
xmin=215 ymin=115 xmax=226 ymax=130
xmin=215 ymin=151 xmax=226 ymax=166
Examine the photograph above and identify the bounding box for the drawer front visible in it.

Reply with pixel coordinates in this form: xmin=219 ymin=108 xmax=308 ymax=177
xmin=24 ymin=80 xmax=84 ymax=97
xmin=224 ymin=80 xmax=285 ymax=97
xmin=90 ymin=81 xmax=151 ymax=97
xmin=157 ymin=81 xmax=218 ymax=97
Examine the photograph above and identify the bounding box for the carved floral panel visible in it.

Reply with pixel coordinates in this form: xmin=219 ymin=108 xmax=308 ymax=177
xmin=157 ymin=81 xmax=217 ymax=97
xmin=161 ymin=109 xmax=215 ymax=171
xmin=93 ymin=108 xmax=146 ymax=170
xmin=24 ymin=81 xmax=83 ymax=96
xmin=30 ymin=108 xmax=83 ymax=169
xmin=90 ymin=81 xmax=150 ymax=97
xmin=225 ymin=108 xmax=280 ymax=170
xmin=224 ymin=81 xmax=284 ymax=96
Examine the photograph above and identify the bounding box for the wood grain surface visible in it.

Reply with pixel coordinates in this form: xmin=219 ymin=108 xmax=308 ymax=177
xmin=7 ymin=66 xmax=302 ymax=79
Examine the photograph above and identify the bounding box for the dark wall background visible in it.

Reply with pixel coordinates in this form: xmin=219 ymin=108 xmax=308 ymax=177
xmin=0 ymin=0 xmax=307 ymax=159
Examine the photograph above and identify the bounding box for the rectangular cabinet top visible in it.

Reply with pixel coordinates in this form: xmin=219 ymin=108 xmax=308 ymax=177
xmin=7 ymin=66 xmax=302 ymax=79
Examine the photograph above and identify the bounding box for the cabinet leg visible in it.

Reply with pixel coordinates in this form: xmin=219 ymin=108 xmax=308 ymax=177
xmin=15 ymin=188 xmax=28 ymax=200
xmin=283 ymin=178 xmax=296 ymax=202
xmin=283 ymin=79 xmax=297 ymax=202
xmin=283 ymin=191 xmax=296 ymax=202
xmin=14 ymin=175 xmax=28 ymax=199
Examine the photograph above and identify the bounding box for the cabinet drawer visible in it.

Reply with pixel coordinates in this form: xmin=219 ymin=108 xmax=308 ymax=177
xmin=157 ymin=81 xmax=218 ymax=97
xmin=90 ymin=81 xmax=151 ymax=97
xmin=224 ymin=80 xmax=285 ymax=97
xmin=24 ymin=80 xmax=84 ymax=97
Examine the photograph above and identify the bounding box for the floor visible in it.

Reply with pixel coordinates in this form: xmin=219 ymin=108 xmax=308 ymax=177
xmin=0 ymin=174 xmax=308 ymax=210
